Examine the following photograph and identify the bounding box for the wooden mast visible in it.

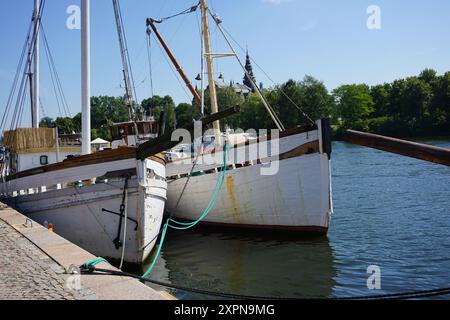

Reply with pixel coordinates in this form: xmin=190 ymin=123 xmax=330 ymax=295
xmin=32 ymin=0 xmax=40 ymax=128
xmin=200 ymin=0 xmax=222 ymax=146
xmin=146 ymin=19 xmax=201 ymax=106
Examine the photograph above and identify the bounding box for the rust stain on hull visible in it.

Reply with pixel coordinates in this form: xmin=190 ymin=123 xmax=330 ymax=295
xmin=226 ymin=176 xmax=241 ymax=224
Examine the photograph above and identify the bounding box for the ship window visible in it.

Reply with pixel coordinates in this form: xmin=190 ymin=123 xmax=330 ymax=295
xmin=40 ymin=155 xmax=48 ymax=165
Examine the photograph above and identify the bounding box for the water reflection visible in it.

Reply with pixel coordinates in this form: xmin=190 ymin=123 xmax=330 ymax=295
xmin=144 ymin=229 xmax=338 ymax=299
xmin=142 ymin=139 xmax=450 ymax=300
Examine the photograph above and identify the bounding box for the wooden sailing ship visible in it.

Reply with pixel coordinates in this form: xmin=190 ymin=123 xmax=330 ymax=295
xmin=0 ymin=0 xmax=167 ymax=265
xmin=0 ymin=0 xmax=241 ymax=265
xmin=147 ymin=1 xmax=334 ymax=234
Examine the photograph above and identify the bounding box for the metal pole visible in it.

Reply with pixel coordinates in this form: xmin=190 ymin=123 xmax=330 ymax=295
xmin=81 ymin=0 xmax=91 ymax=155
xmin=200 ymin=0 xmax=222 ymax=146
xmin=32 ymin=0 xmax=40 ymax=128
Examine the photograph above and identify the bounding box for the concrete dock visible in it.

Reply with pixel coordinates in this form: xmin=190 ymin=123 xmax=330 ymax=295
xmin=0 ymin=203 xmax=175 ymax=300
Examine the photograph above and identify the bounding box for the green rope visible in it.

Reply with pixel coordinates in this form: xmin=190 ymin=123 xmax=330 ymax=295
xmin=82 ymin=144 xmax=231 ymax=280
xmin=83 ymin=257 xmax=109 ymax=267
xmin=142 ymin=144 xmax=230 ymax=278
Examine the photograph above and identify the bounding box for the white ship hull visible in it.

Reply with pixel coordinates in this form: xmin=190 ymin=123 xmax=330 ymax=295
xmin=1 ymin=152 xmax=167 ymax=264
xmin=165 ymin=120 xmax=333 ymax=234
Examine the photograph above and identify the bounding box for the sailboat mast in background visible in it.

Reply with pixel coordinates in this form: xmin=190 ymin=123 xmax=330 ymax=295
xmin=81 ymin=0 xmax=91 ymax=155
xmin=31 ymin=0 xmax=40 ymax=128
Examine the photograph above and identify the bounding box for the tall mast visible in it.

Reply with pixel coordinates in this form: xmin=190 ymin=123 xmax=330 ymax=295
xmin=31 ymin=0 xmax=40 ymax=128
xmin=81 ymin=0 xmax=91 ymax=155
xmin=200 ymin=0 xmax=221 ymax=146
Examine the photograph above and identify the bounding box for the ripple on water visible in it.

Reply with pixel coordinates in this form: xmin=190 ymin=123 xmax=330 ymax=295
xmin=140 ymin=140 xmax=450 ymax=299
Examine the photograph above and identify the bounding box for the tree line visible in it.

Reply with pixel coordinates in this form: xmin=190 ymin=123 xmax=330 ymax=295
xmin=40 ymin=68 xmax=450 ymax=140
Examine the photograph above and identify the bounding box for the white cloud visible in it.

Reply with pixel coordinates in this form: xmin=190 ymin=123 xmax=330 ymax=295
xmin=262 ymin=0 xmax=291 ymax=5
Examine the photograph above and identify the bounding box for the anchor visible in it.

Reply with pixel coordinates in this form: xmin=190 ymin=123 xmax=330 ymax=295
xmin=103 ymin=175 xmax=134 ymax=250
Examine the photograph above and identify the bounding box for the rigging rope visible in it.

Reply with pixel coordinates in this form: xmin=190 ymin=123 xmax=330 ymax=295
xmin=145 ymin=1 xmax=201 ymax=105
xmin=0 ymin=0 xmax=48 ymax=178
xmin=173 ymin=152 xmax=201 ymax=211
xmin=112 ymin=0 xmax=139 ymax=120
xmin=81 ymin=143 xmax=230 ymax=279
xmin=1 ymin=0 xmax=47 ymax=162
xmin=39 ymin=98 xmax=46 ymax=119
xmin=41 ymin=24 xmax=72 ymax=118
xmin=41 ymin=27 xmax=65 ymax=118
xmin=207 ymin=9 xmax=285 ymax=131
xmin=149 ymin=31 xmax=192 ymax=101
xmin=218 ymin=21 xmax=315 ymax=125
xmin=151 ymin=2 xmax=200 ymax=24
xmin=0 ymin=20 xmax=32 ymax=133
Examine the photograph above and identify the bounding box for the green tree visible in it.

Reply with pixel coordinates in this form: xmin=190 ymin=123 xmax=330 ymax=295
xmin=91 ymin=96 xmax=129 ymax=126
xmin=142 ymin=95 xmax=176 ymax=132
xmin=370 ymin=83 xmax=391 ymax=117
xmin=418 ymin=68 xmax=437 ymax=84
xmin=430 ymin=71 xmax=450 ymax=125
xmin=273 ymin=79 xmax=304 ymax=129
xmin=332 ymin=84 xmax=374 ymax=129
xmin=72 ymin=112 xmax=82 ymax=132
xmin=298 ymin=75 xmax=332 ymax=121
xmin=239 ymin=93 xmax=272 ymax=130
xmin=55 ymin=117 xmax=76 ymax=134
xmin=142 ymin=95 xmax=173 ymax=115
xmin=88 ymin=96 xmax=129 ymax=140
xmin=175 ymin=102 xmax=201 ymax=128
xmin=270 ymin=77 xmax=332 ymax=129
xmin=202 ymin=86 xmax=243 ymax=129
xmin=395 ymin=77 xmax=432 ymax=121
xmin=39 ymin=117 xmax=55 ymax=128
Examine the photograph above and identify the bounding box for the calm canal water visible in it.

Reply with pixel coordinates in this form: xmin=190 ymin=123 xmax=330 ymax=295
xmin=143 ymin=139 xmax=450 ymax=299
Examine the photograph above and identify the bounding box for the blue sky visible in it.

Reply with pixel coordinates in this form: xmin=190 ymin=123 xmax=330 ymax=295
xmin=1 ymin=0 xmax=450 ymax=126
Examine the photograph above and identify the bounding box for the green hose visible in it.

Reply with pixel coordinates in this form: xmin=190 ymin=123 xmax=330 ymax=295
xmin=83 ymin=144 xmax=231 ymax=279
xmin=142 ymin=143 xmax=230 ymax=278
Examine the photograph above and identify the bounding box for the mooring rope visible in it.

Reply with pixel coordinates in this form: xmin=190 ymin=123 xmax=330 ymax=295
xmin=79 ymin=264 xmax=450 ymax=300
xmin=81 ymin=144 xmax=230 ymax=279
